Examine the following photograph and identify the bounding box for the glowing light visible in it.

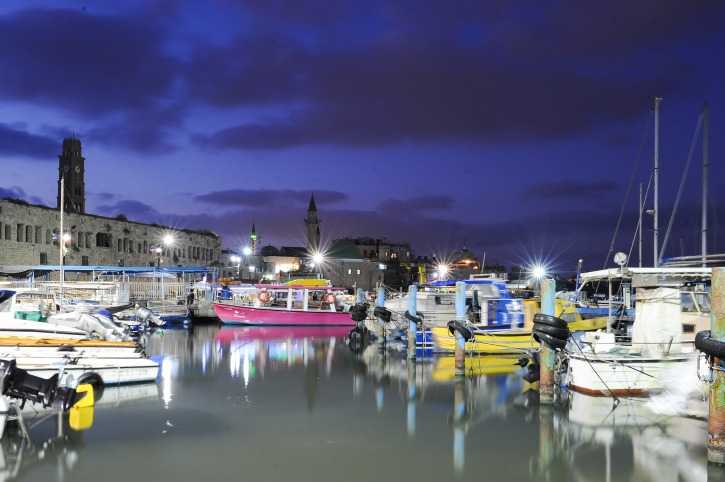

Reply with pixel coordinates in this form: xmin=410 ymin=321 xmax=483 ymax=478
xmin=437 ymin=263 xmax=450 ymax=278
xmin=154 ymin=246 xmax=163 ymax=254
xmin=163 ymin=234 xmax=175 ymax=246
xmin=242 ymin=246 xmax=252 ymax=256
xmin=312 ymin=252 xmax=324 ymax=265
xmin=62 ymin=232 xmax=72 ymax=243
xmin=531 ymin=264 xmax=546 ymax=280
xmin=248 ymin=265 xmax=256 ymax=272
xmin=230 ymin=255 xmax=241 ymax=264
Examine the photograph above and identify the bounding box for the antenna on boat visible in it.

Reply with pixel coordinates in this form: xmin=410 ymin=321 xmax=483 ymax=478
xmin=702 ymin=101 xmax=709 ymax=267
xmin=59 ymin=176 xmax=65 ymax=306
xmin=653 ymin=97 xmax=662 ymax=267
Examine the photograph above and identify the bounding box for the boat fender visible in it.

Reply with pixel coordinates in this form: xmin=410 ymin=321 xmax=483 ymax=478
xmin=695 ymin=330 xmax=725 ymax=359
xmin=373 ymin=306 xmax=392 ymax=323
xmin=258 ymin=291 xmax=272 ymax=304
xmin=77 ymin=373 xmax=105 ymax=402
xmin=533 ymin=332 xmax=567 ymax=350
xmin=350 ymin=303 xmax=369 ymax=322
xmin=533 ymin=323 xmax=570 ymax=340
xmin=446 ymin=320 xmax=474 ymax=341
xmin=533 ymin=313 xmax=567 ymax=329
xmin=405 ymin=311 xmax=424 ymax=326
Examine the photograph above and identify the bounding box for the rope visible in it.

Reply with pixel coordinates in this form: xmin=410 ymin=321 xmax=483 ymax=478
xmin=659 ymin=112 xmax=704 ymax=261
xmin=626 ymin=172 xmax=654 ymax=265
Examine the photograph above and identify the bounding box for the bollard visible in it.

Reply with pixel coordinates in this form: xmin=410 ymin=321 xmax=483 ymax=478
xmin=455 ymin=281 xmax=467 ymax=376
xmin=539 ymin=278 xmax=556 ymax=404
xmin=708 ymin=268 xmax=725 ymax=463
xmin=376 ymin=287 xmax=386 ymax=342
xmin=407 ymin=284 xmax=418 ymax=360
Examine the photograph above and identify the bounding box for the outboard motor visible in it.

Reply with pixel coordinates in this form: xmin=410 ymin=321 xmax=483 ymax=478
xmin=0 ymin=360 xmax=79 ymax=410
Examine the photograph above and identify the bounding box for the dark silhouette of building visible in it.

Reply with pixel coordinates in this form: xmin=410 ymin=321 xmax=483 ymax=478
xmin=305 ymin=194 xmax=320 ymax=252
xmin=57 ymin=137 xmax=85 ymax=214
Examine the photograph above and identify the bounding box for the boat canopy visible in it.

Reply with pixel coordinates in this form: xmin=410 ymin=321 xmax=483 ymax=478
xmin=579 ymin=267 xmax=711 ymax=283
xmin=428 ymin=279 xmax=502 ymax=287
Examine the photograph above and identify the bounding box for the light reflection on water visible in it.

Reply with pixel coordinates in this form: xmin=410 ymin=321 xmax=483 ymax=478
xmin=0 ymin=324 xmax=718 ymax=482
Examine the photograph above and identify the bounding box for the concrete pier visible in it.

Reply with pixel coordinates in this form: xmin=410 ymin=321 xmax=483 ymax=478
xmin=539 ymin=278 xmax=556 ymax=404
xmin=709 ymin=268 xmax=725 ymax=464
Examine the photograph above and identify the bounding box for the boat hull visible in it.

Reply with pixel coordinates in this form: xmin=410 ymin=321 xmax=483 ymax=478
xmin=214 ymin=303 xmax=355 ymax=326
xmin=431 ymin=326 xmax=537 ymax=354
xmin=567 ymin=352 xmax=697 ymax=397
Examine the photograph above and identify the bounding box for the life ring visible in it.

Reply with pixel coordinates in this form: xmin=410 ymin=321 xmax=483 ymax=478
xmin=258 ymin=291 xmax=271 ymax=304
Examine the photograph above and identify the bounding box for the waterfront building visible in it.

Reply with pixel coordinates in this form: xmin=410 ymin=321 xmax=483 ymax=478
xmin=305 ymin=194 xmax=320 ymax=253
xmin=0 ymin=138 xmax=221 ymax=269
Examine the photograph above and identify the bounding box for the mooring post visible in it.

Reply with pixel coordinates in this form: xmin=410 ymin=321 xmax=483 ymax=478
xmin=407 ymin=284 xmax=418 ymax=360
xmin=708 ymin=267 xmax=725 ymax=463
xmin=455 ymin=281 xmax=467 ymax=376
xmin=376 ymin=286 xmax=386 ymax=341
xmin=539 ymin=277 xmax=556 ymax=404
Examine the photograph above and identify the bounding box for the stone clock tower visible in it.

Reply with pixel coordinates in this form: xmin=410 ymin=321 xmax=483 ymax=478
xmin=57 ymin=137 xmax=86 ymax=214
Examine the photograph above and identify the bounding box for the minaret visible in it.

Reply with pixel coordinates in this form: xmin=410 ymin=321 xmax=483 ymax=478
xmin=305 ymin=194 xmax=320 ymax=252
xmin=57 ymin=137 xmax=86 ymax=214
xmin=250 ymin=223 xmax=258 ymax=254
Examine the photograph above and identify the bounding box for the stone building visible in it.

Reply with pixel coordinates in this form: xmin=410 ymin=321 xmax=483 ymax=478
xmin=0 ymin=138 xmax=221 ymax=268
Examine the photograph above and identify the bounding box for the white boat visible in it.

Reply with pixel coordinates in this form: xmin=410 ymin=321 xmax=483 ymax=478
xmin=564 ymin=274 xmax=704 ymax=397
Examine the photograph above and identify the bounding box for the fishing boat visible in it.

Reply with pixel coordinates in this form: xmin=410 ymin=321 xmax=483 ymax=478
xmin=563 ymin=267 xmax=704 ymax=397
xmin=214 ymin=279 xmax=354 ymax=326
xmin=385 ymin=278 xmax=524 ymax=328
xmin=430 ymin=327 xmax=537 ymax=354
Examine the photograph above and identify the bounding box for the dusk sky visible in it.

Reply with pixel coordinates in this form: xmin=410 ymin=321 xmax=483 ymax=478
xmin=2 ymin=1 xmax=725 ymax=272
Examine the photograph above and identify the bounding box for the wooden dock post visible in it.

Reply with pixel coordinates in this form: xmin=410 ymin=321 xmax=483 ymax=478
xmin=455 ymin=281 xmax=467 ymax=376
xmin=376 ymin=286 xmax=386 ymax=341
xmin=407 ymin=284 xmax=418 ymax=360
xmin=708 ymin=268 xmax=725 ymax=463
xmin=539 ymin=277 xmax=556 ymax=404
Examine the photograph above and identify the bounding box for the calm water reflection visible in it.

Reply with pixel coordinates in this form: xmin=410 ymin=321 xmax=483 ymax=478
xmin=1 ymin=324 xmax=718 ymax=482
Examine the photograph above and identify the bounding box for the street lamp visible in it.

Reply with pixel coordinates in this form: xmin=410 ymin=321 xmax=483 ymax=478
xmin=437 ymin=263 xmax=450 ymax=280
xmin=154 ymin=246 xmax=163 ymax=268
xmin=242 ymin=246 xmax=252 ymax=256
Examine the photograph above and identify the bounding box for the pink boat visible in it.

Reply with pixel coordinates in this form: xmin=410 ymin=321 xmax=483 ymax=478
xmin=214 ymin=282 xmax=356 ymax=326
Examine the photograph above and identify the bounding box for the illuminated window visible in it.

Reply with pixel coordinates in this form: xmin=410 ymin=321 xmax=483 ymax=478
xmin=356 ymin=269 xmax=361 ymax=275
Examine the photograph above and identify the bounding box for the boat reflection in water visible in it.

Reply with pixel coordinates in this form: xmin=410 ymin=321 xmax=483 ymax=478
xmin=0 ymin=383 xmax=159 ymax=481
xmin=535 ymin=391 xmax=710 ymax=482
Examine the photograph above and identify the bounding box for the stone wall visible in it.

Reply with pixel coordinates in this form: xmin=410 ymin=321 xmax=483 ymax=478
xmin=0 ymin=199 xmax=221 ymax=267
xmin=324 ymin=258 xmax=384 ymax=291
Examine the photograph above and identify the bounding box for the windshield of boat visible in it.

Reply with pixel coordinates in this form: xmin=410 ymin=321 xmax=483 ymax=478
xmin=695 ymin=292 xmax=710 ymax=313
xmin=681 ymin=293 xmax=698 ymax=313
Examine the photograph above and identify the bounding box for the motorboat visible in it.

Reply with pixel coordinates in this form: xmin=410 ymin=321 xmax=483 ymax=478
xmin=214 ymin=279 xmax=354 ymax=326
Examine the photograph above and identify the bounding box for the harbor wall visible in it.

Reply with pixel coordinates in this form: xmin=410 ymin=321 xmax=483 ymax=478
xmin=0 ymin=199 xmax=221 ymax=268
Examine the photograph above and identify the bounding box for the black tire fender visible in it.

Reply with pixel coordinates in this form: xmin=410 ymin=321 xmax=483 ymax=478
xmin=447 ymin=320 xmax=474 ymax=342
xmin=533 ymin=332 xmax=567 ymax=350
xmin=533 ymin=313 xmax=567 ymax=329
xmin=533 ymin=323 xmax=570 ymax=340
xmin=77 ymin=372 xmax=105 ymax=402
xmin=405 ymin=311 xmax=424 ymax=325
xmin=695 ymin=330 xmax=725 ymax=358
xmin=373 ymin=306 xmax=392 ymax=323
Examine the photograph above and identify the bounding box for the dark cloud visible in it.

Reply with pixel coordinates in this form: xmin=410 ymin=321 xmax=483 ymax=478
xmin=525 ymin=180 xmax=619 ymax=199
xmin=0 ymin=8 xmax=182 ymax=153
xmin=0 ymin=185 xmax=45 ymax=205
xmin=194 ymin=189 xmax=348 ymax=207
xmin=96 ymin=200 xmax=160 ymax=219
xmin=377 ymin=195 xmax=454 ymax=212
xmin=0 ymin=123 xmax=57 ymax=159
xmin=191 ymin=1 xmax=723 ymax=149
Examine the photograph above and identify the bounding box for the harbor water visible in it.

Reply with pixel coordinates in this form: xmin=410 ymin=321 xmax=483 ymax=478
xmin=5 ymin=324 xmax=718 ymax=482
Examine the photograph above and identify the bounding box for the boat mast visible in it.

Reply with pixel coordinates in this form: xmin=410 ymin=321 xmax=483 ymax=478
xmin=59 ymin=176 xmax=65 ymax=305
xmin=638 ymin=182 xmax=643 ymax=267
xmin=702 ymin=102 xmax=709 ymax=267
xmin=653 ymin=97 xmax=662 ymax=267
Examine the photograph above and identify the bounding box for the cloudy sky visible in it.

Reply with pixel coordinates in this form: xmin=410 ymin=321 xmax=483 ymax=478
xmin=1 ymin=1 xmax=724 ymax=271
